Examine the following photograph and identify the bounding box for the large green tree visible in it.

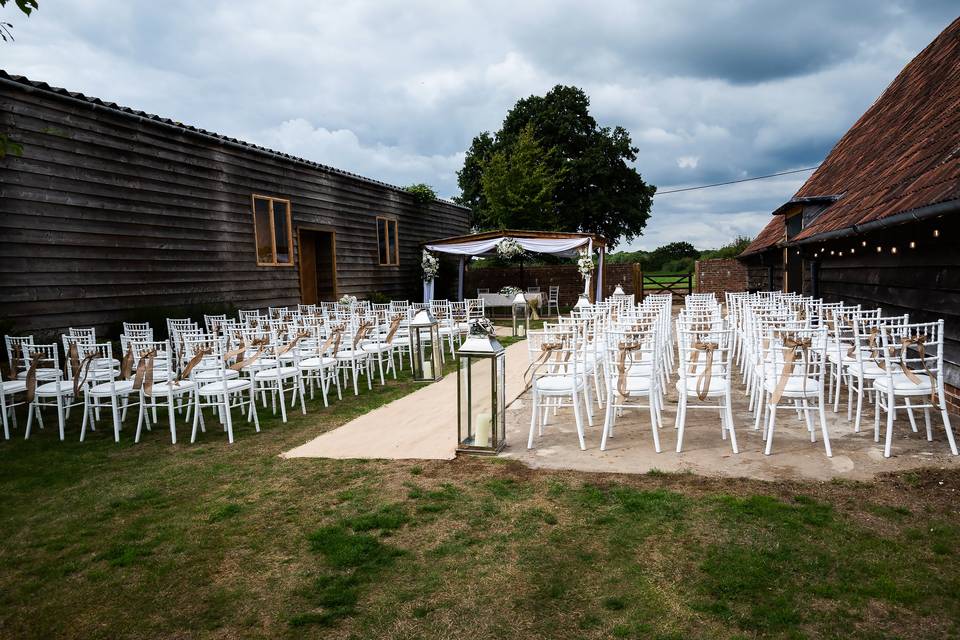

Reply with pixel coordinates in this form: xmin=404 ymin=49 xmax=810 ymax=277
xmin=456 ymin=85 xmax=655 ymax=248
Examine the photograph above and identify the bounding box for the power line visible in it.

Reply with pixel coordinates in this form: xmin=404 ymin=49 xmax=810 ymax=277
xmin=657 ymin=166 xmax=820 ymax=195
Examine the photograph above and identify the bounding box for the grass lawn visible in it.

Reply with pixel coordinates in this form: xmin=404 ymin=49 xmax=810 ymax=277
xmin=1 ymin=349 xmax=959 ymax=639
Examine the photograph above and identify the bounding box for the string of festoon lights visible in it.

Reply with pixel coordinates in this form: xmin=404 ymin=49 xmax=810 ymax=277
xmin=810 ymin=227 xmax=941 ymax=259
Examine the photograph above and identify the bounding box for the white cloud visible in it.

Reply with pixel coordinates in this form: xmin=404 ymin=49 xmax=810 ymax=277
xmin=1 ymin=0 xmax=955 ymax=242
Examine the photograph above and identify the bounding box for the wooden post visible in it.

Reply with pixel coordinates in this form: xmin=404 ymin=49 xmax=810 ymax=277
xmin=632 ymin=263 xmax=641 ymax=300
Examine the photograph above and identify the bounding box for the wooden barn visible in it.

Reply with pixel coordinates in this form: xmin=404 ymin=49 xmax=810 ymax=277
xmin=0 ymin=71 xmax=469 ymax=338
xmin=739 ymin=17 xmax=960 ymax=408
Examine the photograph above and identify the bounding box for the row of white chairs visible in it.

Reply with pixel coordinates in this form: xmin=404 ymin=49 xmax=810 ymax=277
xmin=524 ymin=291 xmax=956 ymax=460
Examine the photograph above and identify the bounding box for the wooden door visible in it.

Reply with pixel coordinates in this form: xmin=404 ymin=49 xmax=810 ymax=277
xmin=298 ymin=229 xmax=318 ymax=304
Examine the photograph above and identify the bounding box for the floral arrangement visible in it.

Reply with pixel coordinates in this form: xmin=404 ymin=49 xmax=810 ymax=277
xmin=577 ymin=247 xmax=595 ymax=280
xmin=421 ymin=250 xmax=439 ymax=281
xmin=469 ymin=317 xmax=497 ymax=337
xmin=499 ymin=286 xmax=522 ymax=297
xmin=496 ymin=237 xmax=524 ymax=260
xmin=338 ymin=294 xmax=358 ymax=306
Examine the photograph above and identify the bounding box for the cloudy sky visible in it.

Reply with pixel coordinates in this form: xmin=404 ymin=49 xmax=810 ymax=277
xmin=3 ymin=1 xmax=957 ymax=249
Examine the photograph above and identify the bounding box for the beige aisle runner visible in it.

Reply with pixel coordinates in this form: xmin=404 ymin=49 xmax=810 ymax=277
xmin=282 ymin=341 xmax=530 ymax=460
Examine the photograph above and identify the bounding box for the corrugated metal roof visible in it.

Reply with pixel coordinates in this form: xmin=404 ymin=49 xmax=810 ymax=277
xmin=0 ymin=70 xmax=468 ymax=210
xmin=743 ymin=16 xmax=960 ymax=251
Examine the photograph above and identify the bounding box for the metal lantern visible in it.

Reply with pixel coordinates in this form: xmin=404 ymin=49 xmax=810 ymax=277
xmin=511 ymin=292 xmax=529 ymax=338
xmin=456 ymin=322 xmax=506 ymax=454
xmin=613 ymin=284 xmax=625 ymax=296
xmin=409 ymin=309 xmax=442 ymax=382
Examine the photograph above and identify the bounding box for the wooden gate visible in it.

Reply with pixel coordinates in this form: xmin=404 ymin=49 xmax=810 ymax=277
xmin=641 ymin=272 xmax=692 ymax=298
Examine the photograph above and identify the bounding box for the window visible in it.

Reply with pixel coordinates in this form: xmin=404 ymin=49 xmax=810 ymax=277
xmin=252 ymin=195 xmax=294 ymax=266
xmin=377 ymin=216 xmax=399 ymax=265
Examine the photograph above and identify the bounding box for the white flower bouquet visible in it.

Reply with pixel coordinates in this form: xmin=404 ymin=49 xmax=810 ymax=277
xmin=499 ymin=286 xmax=522 ymax=297
xmin=577 ymin=248 xmax=594 ymax=280
xmin=496 ymin=237 xmax=524 ymax=260
xmin=421 ymin=250 xmax=439 ymax=280
xmin=338 ymin=294 xmax=358 ymax=306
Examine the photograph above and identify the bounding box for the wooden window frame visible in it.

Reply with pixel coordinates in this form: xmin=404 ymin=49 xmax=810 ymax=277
xmin=252 ymin=194 xmax=295 ymax=267
xmin=376 ymin=216 xmax=400 ymax=266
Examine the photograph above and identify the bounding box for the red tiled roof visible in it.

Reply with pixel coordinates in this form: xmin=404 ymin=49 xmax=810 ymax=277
xmin=793 ymin=17 xmax=960 ymax=240
xmin=740 ymin=215 xmax=784 ymax=256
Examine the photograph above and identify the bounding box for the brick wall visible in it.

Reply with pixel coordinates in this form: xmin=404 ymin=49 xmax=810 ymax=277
xmin=464 ymin=263 xmax=639 ymax=307
xmin=695 ymin=258 xmax=748 ymax=296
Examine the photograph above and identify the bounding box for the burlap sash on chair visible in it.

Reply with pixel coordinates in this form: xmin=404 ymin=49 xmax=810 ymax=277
xmin=352 ymin=321 xmax=372 ymax=350
xmin=523 ymin=339 xmax=568 ymax=390
xmin=384 ymin=315 xmax=403 ymax=344
xmin=277 ymin=331 xmax=311 ymax=358
xmin=176 ymin=347 xmax=212 ymax=384
xmin=769 ymin=336 xmax=812 ymax=405
xmin=688 ymin=341 xmax=719 ymax=401
xmin=120 ymin=344 xmax=135 ymax=380
xmin=7 ymin=349 xmax=22 ymax=381
xmin=133 ymin=349 xmax=158 ymax=397
xmin=315 ymin=325 xmax=345 ymax=359
xmin=71 ymin=352 xmax=97 ymax=397
xmin=897 ymin=335 xmax=939 ymax=408
xmin=24 ymin=352 xmax=45 ymax=402
xmin=616 ymin=341 xmax=645 ymax=398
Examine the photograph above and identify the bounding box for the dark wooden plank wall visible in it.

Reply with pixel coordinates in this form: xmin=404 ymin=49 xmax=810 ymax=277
xmin=0 ymin=82 xmax=469 ymax=337
xmin=815 ymin=215 xmax=960 ymax=387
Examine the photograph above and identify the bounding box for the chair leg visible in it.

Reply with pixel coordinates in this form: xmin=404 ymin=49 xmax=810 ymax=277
xmin=572 ymin=391 xmax=586 ymax=451
xmin=168 ymin=395 xmax=178 ymax=444
xmin=764 ymin=403 xmax=777 ymax=456
xmin=224 ymin=396 xmax=235 ymax=444
xmin=725 ymin=392 xmax=738 ymax=454
xmin=191 ymin=396 xmax=202 ymax=443
xmin=600 ymin=394 xmax=614 ymax=451
xmin=55 ymin=394 xmax=66 ymax=441
xmin=884 ymin=395 xmax=896 ymax=458
xmin=527 ymin=389 xmax=538 ymax=449
xmin=80 ymin=397 xmax=90 ymax=442
xmin=942 ymin=404 xmax=958 ymax=456
xmin=649 ymin=397 xmax=661 ymax=453
xmin=676 ymin=393 xmax=688 ymax=453
xmin=905 ymin=398 xmax=919 ymax=433
xmin=924 ymin=406 xmax=932 ymax=441
xmin=819 ymin=396 xmax=832 ymax=457
xmin=111 ymin=395 xmax=122 ymax=443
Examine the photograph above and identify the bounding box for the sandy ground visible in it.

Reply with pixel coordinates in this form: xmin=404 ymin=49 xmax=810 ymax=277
xmin=283 ymin=336 xmax=959 ymax=481
xmin=502 ymin=383 xmax=959 ymax=481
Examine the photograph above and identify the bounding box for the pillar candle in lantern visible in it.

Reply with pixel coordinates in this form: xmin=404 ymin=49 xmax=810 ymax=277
xmin=474 ymin=412 xmax=492 ymax=447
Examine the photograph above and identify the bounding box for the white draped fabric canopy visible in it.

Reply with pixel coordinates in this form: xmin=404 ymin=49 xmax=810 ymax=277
xmin=422 ymin=233 xmax=603 ymax=303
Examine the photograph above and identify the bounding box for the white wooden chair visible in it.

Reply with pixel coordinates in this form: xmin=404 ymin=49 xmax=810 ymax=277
xmin=545 ymin=286 xmax=560 ymax=317
xmin=600 ymin=324 xmax=662 ymax=452
xmin=191 ymin=341 xmax=260 ymax=444
xmin=24 ymin=343 xmax=83 ymax=441
xmin=875 ymin=319 xmax=957 ymax=458
xmin=527 ymin=327 xmax=593 ymax=450
xmin=759 ymin=326 xmax=832 ymax=457
xmin=132 ymin=340 xmax=197 ymax=444
xmin=674 ymin=325 xmax=737 ymax=454
xmin=80 ymin=342 xmax=134 ymax=442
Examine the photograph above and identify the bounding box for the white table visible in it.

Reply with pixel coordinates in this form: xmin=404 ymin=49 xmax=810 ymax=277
xmin=477 ymin=292 xmax=542 ymax=308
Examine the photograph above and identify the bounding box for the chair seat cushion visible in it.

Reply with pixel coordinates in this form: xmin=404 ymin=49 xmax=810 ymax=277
xmin=874 ymin=373 xmax=934 ymax=395
xmin=614 ymin=375 xmax=653 ymax=395
xmin=534 ymin=375 xmax=585 ymax=393
xmin=197 ymin=379 xmax=251 ymax=395
xmin=147 ymin=380 xmax=197 ymax=395
xmin=193 ymin=369 xmax=240 ymax=381
xmin=676 ymin=376 xmax=728 ymax=397
xmin=846 ymin=361 xmax=886 ymax=378
xmin=335 ymin=350 xmax=368 ymax=360
xmin=762 ymin=376 xmax=820 ymax=397
xmin=299 ymin=356 xmax=336 ymax=369
xmin=17 ymin=369 xmax=60 ymax=381
xmin=33 ymin=380 xmax=76 ymax=396
xmin=88 ymin=380 xmax=136 ymax=396
xmin=361 ymin=343 xmax=392 ymax=354
xmin=1 ymin=380 xmax=27 ymax=394
xmin=253 ymin=366 xmax=300 ymax=381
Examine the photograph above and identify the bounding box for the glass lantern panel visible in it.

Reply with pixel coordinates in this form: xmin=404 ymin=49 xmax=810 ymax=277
xmin=495 ymin=353 xmax=506 ymax=446
xmin=429 ymin=325 xmax=442 ymax=378
xmin=458 ymin=357 xmax=470 ymax=445
xmin=467 ymin=355 xmax=494 ymax=448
